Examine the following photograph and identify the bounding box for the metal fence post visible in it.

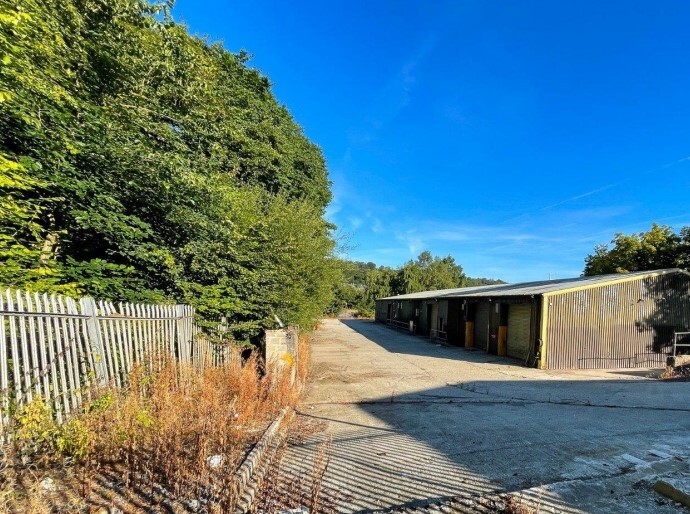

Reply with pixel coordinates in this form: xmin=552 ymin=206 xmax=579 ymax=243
xmin=80 ymin=297 xmax=109 ymax=385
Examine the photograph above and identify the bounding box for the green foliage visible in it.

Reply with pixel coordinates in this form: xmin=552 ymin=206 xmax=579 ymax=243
xmin=14 ymin=398 xmax=90 ymax=461
xmin=0 ymin=0 xmax=338 ymax=339
xmin=56 ymin=417 xmax=90 ymax=460
xmin=353 ymin=307 xmax=374 ymax=318
xmin=341 ymin=260 xmax=376 ymax=286
xmin=583 ymin=223 xmax=690 ymax=275
xmin=330 ymin=252 xmax=503 ymax=315
xmin=15 ymin=398 xmax=58 ymax=456
xmin=88 ymin=391 xmax=114 ymax=413
xmin=395 ymin=251 xmax=466 ymax=294
xmin=465 ymin=277 xmax=506 ymax=286
xmin=363 ymin=266 xmax=398 ymax=304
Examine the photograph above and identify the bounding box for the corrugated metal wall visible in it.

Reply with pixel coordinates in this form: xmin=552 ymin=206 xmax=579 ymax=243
xmin=418 ymin=303 xmax=430 ymax=334
xmin=400 ymin=301 xmax=416 ymax=322
xmin=545 ymin=273 xmax=690 ymax=369
xmin=507 ymin=304 xmax=532 ymax=360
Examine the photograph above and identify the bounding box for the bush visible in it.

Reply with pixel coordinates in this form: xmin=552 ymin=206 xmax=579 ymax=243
xmin=15 ymin=398 xmax=90 ymax=462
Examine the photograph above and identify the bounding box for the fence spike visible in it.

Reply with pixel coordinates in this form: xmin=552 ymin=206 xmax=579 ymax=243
xmin=0 ymin=293 xmax=7 ymax=439
xmin=23 ymin=292 xmax=42 ymax=400
xmin=0 ymin=287 xmax=213 ymax=434
xmin=34 ymin=293 xmax=51 ymax=406
xmin=55 ymin=295 xmax=79 ymax=413
xmin=42 ymin=293 xmax=62 ymax=424
xmin=49 ymin=294 xmax=71 ymax=418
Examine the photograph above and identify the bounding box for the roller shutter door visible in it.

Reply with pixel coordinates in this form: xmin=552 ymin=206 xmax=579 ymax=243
xmin=508 ymin=304 xmax=532 ymax=361
xmin=475 ymin=303 xmax=490 ymax=351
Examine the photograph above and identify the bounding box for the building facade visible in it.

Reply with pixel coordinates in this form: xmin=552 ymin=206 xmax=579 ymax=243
xmin=375 ymin=269 xmax=690 ymax=369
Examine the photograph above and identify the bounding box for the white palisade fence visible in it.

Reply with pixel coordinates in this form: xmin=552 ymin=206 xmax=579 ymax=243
xmin=0 ymin=288 xmax=232 ymax=438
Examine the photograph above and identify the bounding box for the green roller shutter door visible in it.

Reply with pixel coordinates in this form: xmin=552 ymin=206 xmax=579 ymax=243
xmin=475 ymin=303 xmax=490 ymax=351
xmin=507 ymin=304 xmax=532 ymax=360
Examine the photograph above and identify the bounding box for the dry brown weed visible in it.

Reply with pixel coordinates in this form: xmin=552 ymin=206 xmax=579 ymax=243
xmin=2 ymin=349 xmax=301 ymax=513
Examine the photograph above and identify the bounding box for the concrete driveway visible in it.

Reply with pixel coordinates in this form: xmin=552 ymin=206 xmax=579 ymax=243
xmin=281 ymin=319 xmax=690 ymax=513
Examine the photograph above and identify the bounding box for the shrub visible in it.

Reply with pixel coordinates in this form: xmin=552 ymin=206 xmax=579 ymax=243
xmin=14 ymin=398 xmax=90 ymax=462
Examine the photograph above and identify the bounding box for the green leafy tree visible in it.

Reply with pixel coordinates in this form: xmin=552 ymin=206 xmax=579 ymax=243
xmin=395 ymin=251 xmax=466 ymax=294
xmin=363 ymin=267 xmax=397 ymax=306
xmin=0 ymin=0 xmax=338 ymax=341
xmin=583 ymin=224 xmax=688 ymax=275
xmin=328 ymin=253 xmax=504 ymax=315
xmin=465 ymin=277 xmax=505 ymax=286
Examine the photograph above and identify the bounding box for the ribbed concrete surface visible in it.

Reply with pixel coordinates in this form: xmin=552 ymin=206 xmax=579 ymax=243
xmin=278 ymin=319 xmax=690 ymax=513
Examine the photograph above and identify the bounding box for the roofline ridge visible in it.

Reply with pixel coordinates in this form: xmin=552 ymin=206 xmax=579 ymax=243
xmin=377 ymin=268 xmax=688 ymax=301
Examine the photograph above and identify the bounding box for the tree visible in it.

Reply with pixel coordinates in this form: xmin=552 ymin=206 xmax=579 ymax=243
xmin=583 ymin=224 xmax=687 ymax=275
xmin=395 ymin=251 xmax=466 ymax=294
xmin=0 ymin=0 xmax=339 ymax=342
xmin=363 ymin=266 xmax=397 ymax=306
xmin=465 ymin=277 xmax=505 ymax=286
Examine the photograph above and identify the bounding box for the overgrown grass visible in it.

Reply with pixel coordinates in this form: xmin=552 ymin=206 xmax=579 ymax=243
xmin=1 ymin=352 xmax=298 ymax=513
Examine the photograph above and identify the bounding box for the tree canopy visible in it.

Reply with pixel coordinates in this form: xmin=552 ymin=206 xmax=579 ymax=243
xmin=329 ymin=252 xmax=503 ymax=316
xmin=0 ymin=0 xmax=338 ymax=342
xmin=583 ymin=224 xmax=690 ymax=276
xmin=394 ymin=251 xmax=466 ymax=294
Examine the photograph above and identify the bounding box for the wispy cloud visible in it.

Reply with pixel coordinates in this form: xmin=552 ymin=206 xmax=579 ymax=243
xmin=346 ymin=35 xmax=436 ymax=148
xmin=395 ymin=230 xmax=425 ymax=255
xmin=503 ymin=154 xmax=690 ymax=223
xmin=325 ymin=201 xmax=341 ymax=220
xmin=348 ymin=217 xmax=363 ymax=229
xmin=371 ymin=218 xmax=383 ymax=233
xmin=363 ymin=210 xmax=633 ymax=281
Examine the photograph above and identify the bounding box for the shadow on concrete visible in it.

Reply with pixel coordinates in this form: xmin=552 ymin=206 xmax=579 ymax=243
xmin=340 ymin=319 xmax=527 ymax=368
xmin=607 ymin=369 xmax=661 ymax=378
xmin=287 ymin=376 xmax=690 ymax=513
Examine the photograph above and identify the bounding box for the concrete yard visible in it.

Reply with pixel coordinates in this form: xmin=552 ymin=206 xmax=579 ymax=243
xmin=280 ymin=318 xmax=690 ymax=513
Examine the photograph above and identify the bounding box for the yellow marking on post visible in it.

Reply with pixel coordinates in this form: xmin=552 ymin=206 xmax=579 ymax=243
xmin=497 ymin=326 xmax=507 ymax=356
xmin=465 ymin=321 xmax=474 ymax=348
xmin=539 ymin=295 xmax=550 ymax=369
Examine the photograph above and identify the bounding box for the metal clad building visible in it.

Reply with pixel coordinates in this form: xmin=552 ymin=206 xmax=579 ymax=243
xmin=375 ymin=269 xmax=690 ymax=369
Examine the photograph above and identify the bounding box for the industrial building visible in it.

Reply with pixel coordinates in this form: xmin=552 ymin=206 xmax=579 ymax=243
xmin=375 ymin=269 xmax=690 ymax=369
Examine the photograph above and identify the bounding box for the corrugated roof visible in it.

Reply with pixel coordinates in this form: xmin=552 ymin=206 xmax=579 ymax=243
xmin=378 ymin=268 xmax=686 ymax=301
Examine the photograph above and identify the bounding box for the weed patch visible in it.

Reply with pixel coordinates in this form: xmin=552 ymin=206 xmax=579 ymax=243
xmin=0 ymin=352 xmax=299 ymax=513
xmin=660 ymin=364 xmax=690 ymax=381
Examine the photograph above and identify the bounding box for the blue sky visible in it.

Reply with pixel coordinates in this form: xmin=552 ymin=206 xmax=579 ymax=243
xmin=172 ymin=1 xmax=690 ymax=282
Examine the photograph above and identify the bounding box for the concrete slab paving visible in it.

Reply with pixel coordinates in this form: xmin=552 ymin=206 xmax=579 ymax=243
xmin=280 ymin=319 xmax=690 ymax=513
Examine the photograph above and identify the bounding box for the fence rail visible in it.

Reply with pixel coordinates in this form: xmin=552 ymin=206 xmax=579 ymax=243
xmin=673 ymin=331 xmax=690 ymax=357
xmin=0 ymin=288 xmax=231 ymax=438
xmin=386 ymin=319 xmax=412 ymax=331
xmin=430 ymin=328 xmax=447 ymax=341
